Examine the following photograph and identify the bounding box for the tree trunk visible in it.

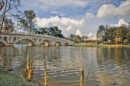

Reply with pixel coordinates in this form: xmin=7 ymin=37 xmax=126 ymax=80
xmin=0 ymin=0 xmax=8 ymax=34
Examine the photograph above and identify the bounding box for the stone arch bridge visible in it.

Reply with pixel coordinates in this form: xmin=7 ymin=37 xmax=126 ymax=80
xmin=0 ymin=32 xmax=74 ymax=46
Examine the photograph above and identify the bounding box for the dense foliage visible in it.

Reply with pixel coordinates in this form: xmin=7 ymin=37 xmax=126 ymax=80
xmin=33 ymin=26 xmax=64 ymax=38
xmin=97 ymin=23 xmax=130 ymax=44
xmin=70 ymin=34 xmax=88 ymax=43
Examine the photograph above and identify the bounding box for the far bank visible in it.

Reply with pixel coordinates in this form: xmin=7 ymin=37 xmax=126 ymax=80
xmin=73 ymin=43 xmax=130 ymax=48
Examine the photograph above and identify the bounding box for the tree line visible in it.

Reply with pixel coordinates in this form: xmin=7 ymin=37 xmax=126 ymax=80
xmin=70 ymin=34 xmax=88 ymax=43
xmin=97 ymin=23 xmax=130 ymax=44
xmin=33 ymin=26 xmax=64 ymax=38
xmin=0 ymin=0 xmax=64 ymax=38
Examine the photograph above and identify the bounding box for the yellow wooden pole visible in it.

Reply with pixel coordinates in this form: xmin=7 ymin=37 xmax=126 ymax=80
xmin=44 ymin=60 xmax=48 ymax=86
xmin=80 ymin=67 xmax=84 ymax=86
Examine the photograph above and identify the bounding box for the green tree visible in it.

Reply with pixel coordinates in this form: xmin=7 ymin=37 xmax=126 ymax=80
xmin=34 ymin=26 xmax=64 ymax=38
xmin=70 ymin=34 xmax=75 ymax=41
xmin=107 ymin=26 xmax=116 ymax=43
xmin=115 ymin=25 xmax=127 ymax=44
xmin=127 ymin=31 xmax=130 ymax=42
xmin=4 ymin=17 xmax=14 ymax=32
xmin=74 ymin=35 xmax=81 ymax=43
xmin=97 ymin=25 xmax=106 ymax=42
xmin=97 ymin=23 xmax=130 ymax=44
xmin=19 ymin=10 xmax=36 ymax=33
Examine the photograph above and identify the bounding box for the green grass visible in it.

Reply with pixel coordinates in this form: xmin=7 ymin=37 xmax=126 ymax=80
xmin=73 ymin=43 xmax=95 ymax=47
xmin=73 ymin=43 xmax=130 ymax=47
xmin=0 ymin=66 xmax=38 ymax=86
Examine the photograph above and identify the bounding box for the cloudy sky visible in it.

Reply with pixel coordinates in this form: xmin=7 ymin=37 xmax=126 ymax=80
xmin=20 ymin=0 xmax=130 ymax=39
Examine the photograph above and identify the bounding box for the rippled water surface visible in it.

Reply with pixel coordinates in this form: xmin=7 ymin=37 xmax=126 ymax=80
xmin=0 ymin=45 xmax=130 ymax=86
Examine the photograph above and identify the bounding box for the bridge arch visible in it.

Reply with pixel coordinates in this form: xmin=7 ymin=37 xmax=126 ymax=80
xmin=14 ymin=38 xmax=36 ymax=45
xmin=55 ymin=41 xmax=62 ymax=46
xmin=40 ymin=39 xmax=51 ymax=46
xmin=0 ymin=39 xmax=7 ymax=46
xmin=64 ymin=43 xmax=69 ymax=46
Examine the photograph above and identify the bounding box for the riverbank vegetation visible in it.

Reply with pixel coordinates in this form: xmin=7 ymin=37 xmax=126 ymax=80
xmin=73 ymin=43 xmax=130 ymax=47
xmin=0 ymin=66 xmax=37 ymax=86
xmin=97 ymin=23 xmax=130 ymax=44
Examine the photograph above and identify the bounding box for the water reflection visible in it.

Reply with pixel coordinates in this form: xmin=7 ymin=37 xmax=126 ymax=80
xmin=0 ymin=45 xmax=130 ymax=86
xmin=96 ymin=47 xmax=130 ymax=86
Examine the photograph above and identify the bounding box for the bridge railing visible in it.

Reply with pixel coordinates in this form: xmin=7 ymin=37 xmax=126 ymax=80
xmin=1 ymin=31 xmax=73 ymax=43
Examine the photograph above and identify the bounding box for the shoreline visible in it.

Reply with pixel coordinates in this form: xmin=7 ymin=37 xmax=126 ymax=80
xmin=73 ymin=43 xmax=130 ymax=47
xmin=0 ymin=66 xmax=38 ymax=86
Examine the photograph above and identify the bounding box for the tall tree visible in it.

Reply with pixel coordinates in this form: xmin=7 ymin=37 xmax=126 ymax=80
xmin=0 ymin=0 xmax=20 ymax=33
xmin=97 ymin=25 xmax=106 ymax=42
xmin=70 ymin=34 xmax=75 ymax=41
xmin=74 ymin=35 xmax=81 ymax=43
xmin=19 ymin=10 xmax=36 ymax=33
xmin=34 ymin=26 xmax=64 ymax=38
xmin=107 ymin=26 xmax=116 ymax=43
xmin=97 ymin=23 xmax=130 ymax=44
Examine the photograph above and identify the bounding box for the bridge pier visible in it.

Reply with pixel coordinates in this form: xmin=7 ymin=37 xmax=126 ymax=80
xmin=6 ymin=43 xmax=14 ymax=47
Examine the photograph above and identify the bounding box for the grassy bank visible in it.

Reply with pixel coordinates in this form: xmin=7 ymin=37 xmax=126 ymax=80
xmin=73 ymin=43 xmax=130 ymax=47
xmin=73 ymin=43 xmax=94 ymax=47
xmin=0 ymin=66 xmax=38 ymax=86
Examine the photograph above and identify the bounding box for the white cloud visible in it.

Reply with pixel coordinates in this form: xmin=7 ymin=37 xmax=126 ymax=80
xmin=75 ymin=30 xmax=97 ymax=40
xmin=36 ymin=15 xmax=98 ymax=39
xmin=87 ymin=32 xmax=97 ymax=40
xmin=97 ymin=0 xmax=130 ymax=19
xmin=85 ymin=12 xmax=95 ymax=19
xmin=117 ymin=19 xmax=128 ymax=26
xmin=111 ymin=18 xmax=128 ymax=27
xmin=66 ymin=26 xmax=72 ymax=31
xmin=97 ymin=4 xmax=116 ymax=18
xmin=75 ymin=29 xmax=82 ymax=36
xmin=35 ymin=16 xmax=86 ymax=36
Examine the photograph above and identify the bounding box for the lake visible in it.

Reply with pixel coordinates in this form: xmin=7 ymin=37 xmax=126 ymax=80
xmin=0 ymin=45 xmax=130 ymax=86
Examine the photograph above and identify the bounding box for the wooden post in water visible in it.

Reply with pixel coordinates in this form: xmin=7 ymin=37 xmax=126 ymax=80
xmin=44 ymin=60 xmax=48 ymax=86
xmin=25 ymin=55 xmax=33 ymax=81
xmin=80 ymin=66 xmax=84 ymax=86
xmin=25 ymin=55 xmax=29 ymax=72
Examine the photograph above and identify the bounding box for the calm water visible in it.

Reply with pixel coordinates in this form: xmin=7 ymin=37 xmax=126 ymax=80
xmin=0 ymin=45 xmax=130 ymax=86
